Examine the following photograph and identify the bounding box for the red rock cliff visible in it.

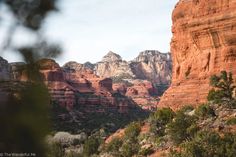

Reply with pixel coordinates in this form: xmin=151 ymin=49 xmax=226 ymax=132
xmin=159 ymin=0 xmax=236 ymax=109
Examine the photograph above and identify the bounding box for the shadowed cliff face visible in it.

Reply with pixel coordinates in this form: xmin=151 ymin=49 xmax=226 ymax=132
xmin=159 ymin=0 xmax=236 ymax=110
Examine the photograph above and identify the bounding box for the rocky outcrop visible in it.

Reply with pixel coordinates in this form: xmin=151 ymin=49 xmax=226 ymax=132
xmin=63 ymin=61 xmax=134 ymax=113
xmin=37 ymin=59 xmax=76 ymax=110
xmin=126 ymin=80 xmax=158 ymax=111
xmin=94 ymin=51 xmax=135 ymax=79
xmin=131 ymin=50 xmax=172 ymax=84
xmin=94 ymin=51 xmax=172 ymax=85
xmin=0 ymin=57 xmax=138 ymax=113
xmin=159 ymin=0 xmax=236 ymax=110
xmin=93 ymin=51 xmax=171 ymax=110
xmin=112 ymin=80 xmax=158 ymax=111
xmin=0 ymin=57 xmax=11 ymax=81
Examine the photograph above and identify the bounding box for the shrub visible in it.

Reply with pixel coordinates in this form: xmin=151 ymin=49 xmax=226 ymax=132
xmin=207 ymin=71 xmax=236 ymax=108
xmin=167 ymin=111 xmax=197 ymax=145
xmin=138 ymin=147 xmax=154 ymax=156
xmin=195 ymin=104 xmax=215 ymax=119
xmin=120 ymin=141 xmax=140 ymax=157
xmin=83 ymin=136 xmax=102 ymax=157
xmin=105 ymin=138 xmax=122 ymax=153
xmin=170 ymin=131 xmax=236 ymax=157
xmin=178 ymin=105 xmax=194 ymax=113
xmin=47 ymin=142 xmax=64 ymax=157
xmin=124 ymin=122 xmax=141 ymax=141
xmin=226 ymin=117 xmax=236 ymax=125
xmin=149 ymin=108 xmax=175 ymax=136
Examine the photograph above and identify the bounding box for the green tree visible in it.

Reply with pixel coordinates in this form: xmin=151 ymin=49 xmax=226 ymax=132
xmin=167 ymin=111 xmax=197 ymax=145
xmin=120 ymin=141 xmax=140 ymax=157
xmin=105 ymin=138 xmax=123 ymax=153
xmin=207 ymin=71 xmax=236 ymax=108
xmin=124 ymin=122 xmax=141 ymax=141
xmin=83 ymin=136 xmax=101 ymax=157
xmin=195 ymin=104 xmax=215 ymax=119
xmin=149 ymin=108 xmax=175 ymax=136
xmin=170 ymin=131 xmax=236 ymax=157
xmin=47 ymin=142 xmax=65 ymax=157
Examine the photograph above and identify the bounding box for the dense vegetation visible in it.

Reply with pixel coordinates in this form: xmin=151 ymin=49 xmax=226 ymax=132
xmin=46 ymin=71 xmax=236 ymax=157
xmin=50 ymin=101 xmax=149 ymax=134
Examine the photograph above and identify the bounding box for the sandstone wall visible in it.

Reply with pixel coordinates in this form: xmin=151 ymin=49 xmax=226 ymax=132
xmin=159 ymin=0 xmax=236 ymax=109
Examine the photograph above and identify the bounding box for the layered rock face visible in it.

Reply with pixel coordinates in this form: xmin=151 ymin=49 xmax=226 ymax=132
xmin=93 ymin=50 xmax=171 ymax=110
xmin=131 ymin=50 xmax=172 ymax=84
xmin=126 ymin=80 xmax=158 ymax=111
xmin=94 ymin=51 xmax=135 ymax=79
xmin=159 ymin=0 xmax=236 ymax=109
xmin=0 ymin=58 xmax=135 ymax=113
xmin=94 ymin=50 xmax=172 ymax=85
xmin=62 ymin=61 xmax=132 ymax=113
xmin=112 ymin=80 xmax=158 ymax=111
xmin=37 ymin=59 xmax=76 ymax=110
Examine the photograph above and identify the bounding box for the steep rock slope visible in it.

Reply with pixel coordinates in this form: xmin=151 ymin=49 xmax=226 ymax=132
xmin=159 ymin=0 xmax=236 ymax=109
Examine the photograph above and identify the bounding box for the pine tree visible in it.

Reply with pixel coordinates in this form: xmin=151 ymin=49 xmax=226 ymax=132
xmin=207 ymin=71 xmax=236 ymax=108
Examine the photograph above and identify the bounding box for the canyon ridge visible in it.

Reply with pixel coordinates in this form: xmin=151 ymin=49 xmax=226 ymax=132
xmin=0 ymin=50 xmax=172 ymax=112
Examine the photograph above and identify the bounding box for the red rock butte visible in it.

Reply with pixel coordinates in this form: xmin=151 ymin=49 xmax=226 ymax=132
xmin=159 ymin=0 xmax=236 ymax=110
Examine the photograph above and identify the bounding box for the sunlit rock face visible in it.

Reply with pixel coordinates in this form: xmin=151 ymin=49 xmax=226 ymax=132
xmin=125 ymin=80 xmax=158 ymax=111
xmin=131 ymin=50 xmax=172 ymax=85
xmin=94 ymin=51 xmax=135 ymax=79
xmin=94 ymin=50 xmax=172 ymax=110
xmin=94 ymin=50 xmax=172 ymax=85
xmin=112 ymin=79 xmax=159 ymax=111
xmin=0 ymin=57 xmax=11 ymax=81
xmin=159 ymin=0 xmax=236 ymax=110
xmin=63 ymin=61 xmax=133 ymax=113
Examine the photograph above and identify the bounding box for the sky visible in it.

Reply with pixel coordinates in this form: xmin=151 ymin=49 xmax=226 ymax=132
xmin=0 ymin=0 xmax=178 ymax=65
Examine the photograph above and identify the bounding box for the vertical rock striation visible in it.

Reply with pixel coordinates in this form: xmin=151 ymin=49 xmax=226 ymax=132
xmin=159 ymin=0 xmax=236 ymax=110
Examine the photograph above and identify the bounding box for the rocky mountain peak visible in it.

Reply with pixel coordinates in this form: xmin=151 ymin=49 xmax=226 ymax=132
xmin=102 ymin=51 xmax=122 ymax=62
xmin=83 ymin=62 xmax=95 ymax=70
xmin=63 ymin=61 xmax=83 ymax=71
